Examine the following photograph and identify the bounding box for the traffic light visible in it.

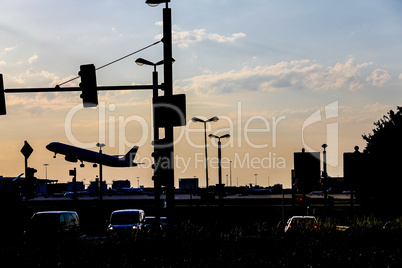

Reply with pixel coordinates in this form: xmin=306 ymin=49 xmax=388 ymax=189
xmin=153 ymin=94 xmax=186 ymax=128
xmin=151 ymin=138 xmax=173 ymax=186
xmin=0 ymin=74 xmax=6 ymax=115
xmin=79 ymin=64 xmax=98 ymax=107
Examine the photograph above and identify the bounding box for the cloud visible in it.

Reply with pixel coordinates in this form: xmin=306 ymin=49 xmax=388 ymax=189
xmin=28 ymin=54 xmax=39 ymax=64
xmin=306 ymin=57 xmax=372 ymax=91
xmin=176 ymin=57 xmax=387 ymax=95
xmin=155 ymin=26 xmax=246 ymax=48
xmin=366 ymin=68 xmax=391 ymax=87
xmin=5 ymin=68 xmax=75 ymax=88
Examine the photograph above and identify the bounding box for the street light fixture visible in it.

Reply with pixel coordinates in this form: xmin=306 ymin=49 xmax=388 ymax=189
xmin=135 ymin=58 xmax=175 ymax=71
xmin=209 ymin=133 xmax=230 ymax=198
xmin=191 ymin=116 xmax=219 ymax=189
xmin=146 ymin=0 xmax=170 ymax=7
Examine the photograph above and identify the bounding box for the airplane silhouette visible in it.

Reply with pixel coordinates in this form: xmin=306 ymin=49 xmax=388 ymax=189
xmin=46 ymin=142 xmax=140 ymax=168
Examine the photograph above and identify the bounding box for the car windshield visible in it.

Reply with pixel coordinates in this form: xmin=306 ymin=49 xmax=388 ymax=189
xmin=291 ymin=218 xmax=317 ymax=228
xmin=110 ymin=213 xmax=140 ymax=225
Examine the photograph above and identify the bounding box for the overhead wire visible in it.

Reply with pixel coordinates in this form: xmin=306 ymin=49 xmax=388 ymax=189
xmin=56 ymin=40 xmax=161 ymax=87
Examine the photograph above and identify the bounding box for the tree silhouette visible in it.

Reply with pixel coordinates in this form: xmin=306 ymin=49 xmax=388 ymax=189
xmin=363 ymin=106 xmax=402 ymax=155
xmin=362 ymin=106 xmax=402 ymax=213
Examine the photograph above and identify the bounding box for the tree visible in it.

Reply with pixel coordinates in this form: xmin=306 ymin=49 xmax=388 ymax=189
xmin=363 ymin=106 xmax=402 ymax=155
xmin=362 ymin=106 xmax=402 ymax=213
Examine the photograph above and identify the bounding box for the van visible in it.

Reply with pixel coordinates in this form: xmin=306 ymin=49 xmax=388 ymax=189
xmin=107 ymin=209 xmax=145 ymax=235
xmin=28 ymin=211 xmax=80 ymax=240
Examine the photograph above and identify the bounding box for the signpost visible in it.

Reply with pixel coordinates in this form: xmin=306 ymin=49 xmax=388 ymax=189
xmin=20 ymin=141 xmax=33 ymax=179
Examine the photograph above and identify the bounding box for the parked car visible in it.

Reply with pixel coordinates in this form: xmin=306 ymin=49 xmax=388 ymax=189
xmin=27 ymin=211 xmax=80 ymax=240
xmin=143 ymin=216 xmax=167 ymax=232
xmin=107 ymin=209 xmax=145 ymax=235
xmin=284 ymin=216 xmax=318 ymax=233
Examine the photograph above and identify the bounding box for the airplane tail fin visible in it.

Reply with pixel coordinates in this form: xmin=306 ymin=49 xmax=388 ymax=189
xmin=124 ymin=146 xmax=139 ymax=162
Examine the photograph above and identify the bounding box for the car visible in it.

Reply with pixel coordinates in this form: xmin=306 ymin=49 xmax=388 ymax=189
xmin=27 ymin=211 xmax=80 ymax=240
xmin=107 ymin=209 xmax=145 ymax=235
xmin=143 ymin=216 xmax=167 ymax=232
xmin=284 ymin=216 xmax=318 ymax=233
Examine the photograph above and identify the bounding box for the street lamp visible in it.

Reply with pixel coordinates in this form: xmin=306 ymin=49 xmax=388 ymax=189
xmin=136 ymin=57 xmax=175 ymax=214
xmin=135 ymin=57 xmax=175 ymax=100
xmin=209 ymin=133 xmax=230 ymax=198
xmin=191 ymin=116 xmax=219 ymax=189
xmin=135 ymin=58 xmax=164 ymax=70
xmin=135 ymin=58 xmax=175 ymax=71
xmin=146 ymin=0 xmax=170 ymax=7
xmin=96 ymin=143 xmax=105 ymax=200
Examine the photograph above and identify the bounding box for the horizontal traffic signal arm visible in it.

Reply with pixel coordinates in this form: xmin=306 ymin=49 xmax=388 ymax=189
xmin=1 ymin=84 xmax=163 ymax=115
xmin=4 ymin=84 xmax=160 ymax=93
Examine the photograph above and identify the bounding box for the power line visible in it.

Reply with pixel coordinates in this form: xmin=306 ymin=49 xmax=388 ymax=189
xmin=56 ymin=40 xmax=161 ymax=87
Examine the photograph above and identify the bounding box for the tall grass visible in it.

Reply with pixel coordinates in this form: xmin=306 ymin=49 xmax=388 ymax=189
xmin=1 ymin=215 xmax=402 ymax=267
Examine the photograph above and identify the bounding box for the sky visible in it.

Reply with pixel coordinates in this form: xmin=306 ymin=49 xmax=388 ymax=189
xmin=1 ymin=0 xmax=401 ymax=188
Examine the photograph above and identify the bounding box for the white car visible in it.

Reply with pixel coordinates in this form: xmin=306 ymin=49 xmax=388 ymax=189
xmin=284 ymin=216 xmax=318 ymax=233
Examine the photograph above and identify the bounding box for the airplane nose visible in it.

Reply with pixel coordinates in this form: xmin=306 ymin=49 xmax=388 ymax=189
xmin=46 ymin=142 xmax=55 ymax=151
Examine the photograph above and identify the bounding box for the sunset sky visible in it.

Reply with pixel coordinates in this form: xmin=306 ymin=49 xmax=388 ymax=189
xmin=1 ymin=0 xmax=401 ymax=188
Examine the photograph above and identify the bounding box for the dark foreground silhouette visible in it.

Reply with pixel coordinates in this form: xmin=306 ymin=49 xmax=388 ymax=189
xmin=1 ymin=217 xmax=402 ymax=268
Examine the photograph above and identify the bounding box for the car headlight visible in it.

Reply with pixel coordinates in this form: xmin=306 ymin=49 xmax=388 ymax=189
xmin=108 ymin=226 xmax=114 ymax=231
xmin=132 ymin=225 xmax=138 ymax=230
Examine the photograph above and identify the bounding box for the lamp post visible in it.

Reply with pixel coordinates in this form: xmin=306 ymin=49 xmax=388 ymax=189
xmin=145 ymin=0 xmax=175 ymax=213
xmin=96 ymin=143 xmax=105 ymax=201
xmin=43 ymin=163 xmax=49 ymax=180
xmin=209 ymin=133 xmax=230 ymax=198
xmin=136 ymin=57 xmax=175 ymax=219
xmin=322 ymin=143 xmax=328 ymax=206
xmin=254 ymin=173 xmax=258 ymax=187
xmin=230 ymin=160 xmax=232 ymax=187
xmin=191 ymin=116 xmax=219 ymax=189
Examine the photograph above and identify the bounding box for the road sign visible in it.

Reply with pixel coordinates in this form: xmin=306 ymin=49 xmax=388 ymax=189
xmin=21 ymin=141 xmax=33 ymax=159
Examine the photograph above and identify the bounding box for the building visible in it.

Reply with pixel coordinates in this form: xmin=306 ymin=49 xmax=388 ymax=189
xmin=67 ymin=181 xmax=85 ymax=192
xmin=112 ymin=180 xmax=131 ymax=190
xmin=293 ymin=149 xmax=321 ymax=194
xmin=179 ymin=178 xmax=199 ymax=190
xmin=87 ymin=180 xmax=107 ymax=195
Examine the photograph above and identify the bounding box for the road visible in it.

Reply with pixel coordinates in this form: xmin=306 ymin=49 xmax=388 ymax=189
xmin=31 ymin=193 xmax=352 ymax=202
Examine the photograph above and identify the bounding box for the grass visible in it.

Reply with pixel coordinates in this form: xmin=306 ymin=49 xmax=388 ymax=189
xmin=1 ymin=216 xmax=402 ymax=267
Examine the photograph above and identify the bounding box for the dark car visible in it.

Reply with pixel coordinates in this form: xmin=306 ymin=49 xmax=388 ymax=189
xmin=107 ymin=209 xmax=145 ymax=235
xmin=144 ymin=216 xmax=167 ymax=232
xmin=27 ymin=211 xmax=80 ymax=240
xmin=284 ymin=216 xmax=318 ymax=233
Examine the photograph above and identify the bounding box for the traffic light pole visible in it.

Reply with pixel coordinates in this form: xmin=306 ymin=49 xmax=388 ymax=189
xmin=162 ymin=5 xmax=175 ymax=214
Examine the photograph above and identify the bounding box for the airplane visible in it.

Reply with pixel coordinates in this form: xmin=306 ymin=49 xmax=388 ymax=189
xmin=46 ymin=142 xmax=140 ymax=168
